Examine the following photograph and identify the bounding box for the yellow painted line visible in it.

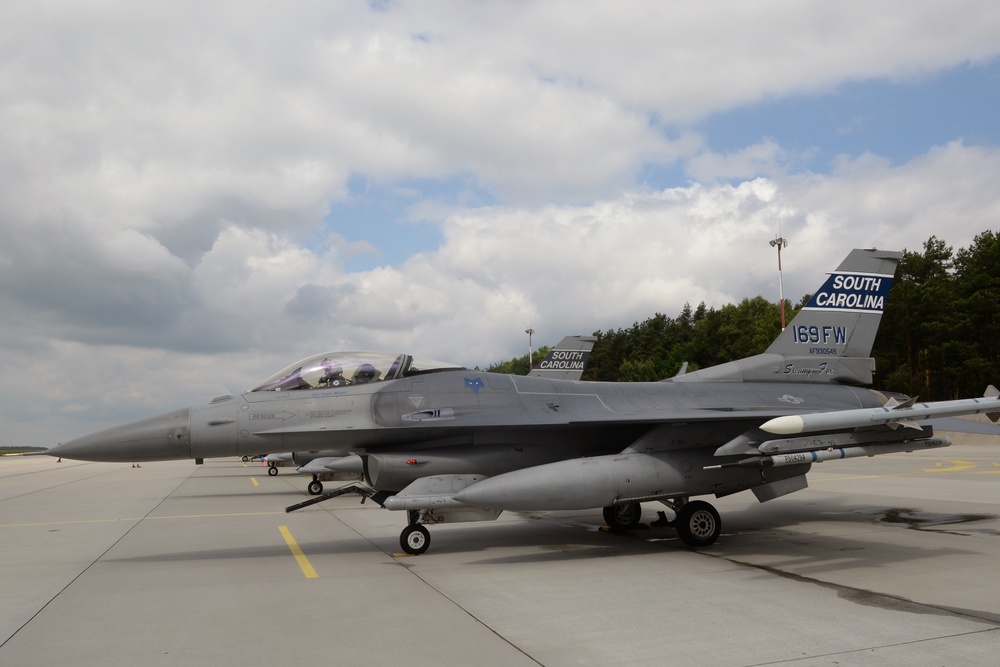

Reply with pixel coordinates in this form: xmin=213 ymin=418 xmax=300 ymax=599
xmin=972 ymin=462 xmax=1000 ymax=474
xmin=923 ymin=459 xmax=978 ymax=473
xmin=279 ymin=525 xmax=318 ymax=579
xmin=251 ymin=477 xmax=259 ymax=486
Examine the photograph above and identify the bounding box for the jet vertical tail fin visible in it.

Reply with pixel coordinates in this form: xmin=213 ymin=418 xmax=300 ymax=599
xmin=528 ymin=335 xmax=597 ymax=381
xmin=765 ymin=249 xmax=901 ymax=360
xmin=674 ymin=248 xmax=903 ymax=385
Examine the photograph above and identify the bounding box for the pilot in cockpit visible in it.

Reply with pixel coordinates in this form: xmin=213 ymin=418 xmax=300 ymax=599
xmin=352 ymin=362 xmax=381 ymax=384
xmin=317 ymin=358 xmax=348 ymax=387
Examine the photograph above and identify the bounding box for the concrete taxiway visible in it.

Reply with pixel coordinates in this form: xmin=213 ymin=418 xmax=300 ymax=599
xmin=2 ymin=436 xmax=999 ymax=666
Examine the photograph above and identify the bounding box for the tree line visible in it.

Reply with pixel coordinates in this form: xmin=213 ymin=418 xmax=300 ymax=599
xmin=488 ymin=231 xmax=999 ymax=400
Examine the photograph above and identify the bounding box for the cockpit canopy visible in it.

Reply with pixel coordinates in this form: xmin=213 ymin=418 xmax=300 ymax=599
xmin=250 ymin=352 xmax=465 ymax=392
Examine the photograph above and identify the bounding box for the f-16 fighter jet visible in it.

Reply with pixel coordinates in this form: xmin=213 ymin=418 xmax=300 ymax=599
xmin=49 ymin=249 xmax=999 ymax=554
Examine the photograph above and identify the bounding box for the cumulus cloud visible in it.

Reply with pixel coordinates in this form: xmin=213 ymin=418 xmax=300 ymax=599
xmin=2 ymin=2 xmax=1000 ymax=445
xmin=5 ymin=142 xmax=998 ymax=444
xmin=685 ymin=140 xmax=815 ymax=182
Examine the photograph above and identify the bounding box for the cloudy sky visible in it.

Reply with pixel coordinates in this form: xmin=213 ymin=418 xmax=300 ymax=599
xmin=2 ymin=1 xmax=999 ymax=447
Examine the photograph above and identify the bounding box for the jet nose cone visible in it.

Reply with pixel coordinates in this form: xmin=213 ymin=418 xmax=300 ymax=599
xmin=48 ymin=408 xmax=192 ymax=462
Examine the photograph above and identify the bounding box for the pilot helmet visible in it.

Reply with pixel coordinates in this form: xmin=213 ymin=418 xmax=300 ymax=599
xmin=353 ymin=362 xmax=379 ymax=383
xmin=321 ymin=358 xmax=343 ymax=376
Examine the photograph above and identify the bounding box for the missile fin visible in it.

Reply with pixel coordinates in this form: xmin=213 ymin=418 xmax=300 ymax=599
xmin=986 ymin=385 xmax=1000 ymax=422
xmin=886 ymin=395 xmax=918 ymax=410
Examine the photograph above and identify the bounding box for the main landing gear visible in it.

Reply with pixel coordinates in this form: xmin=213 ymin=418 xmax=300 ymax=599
xmin=672 ymin=500 xmax=721 ymax=547
xmin=603 ymin=502 xmax=643 ymax=532
xmin=602 ymin=499 xmax=722 ymax=548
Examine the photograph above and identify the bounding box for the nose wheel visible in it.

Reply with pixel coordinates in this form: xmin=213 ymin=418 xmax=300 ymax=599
xmin=400 ymin=524 xmax=430 ymax=555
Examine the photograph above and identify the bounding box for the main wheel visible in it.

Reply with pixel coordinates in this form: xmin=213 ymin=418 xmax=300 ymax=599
xmin=241 ymin=456 xmax=249 ymax=462
xmin=400 ymin=524 xmax=430 ymax=555
xmin=307 ymin=480 xmax=324 ymax=495
xmin=675 ymin=500 xmax=721 ymax=548
xmin=603 ymin=503 xmax=642 ymax=532
xmin=267 ymin=465 xmax=279 ymax=476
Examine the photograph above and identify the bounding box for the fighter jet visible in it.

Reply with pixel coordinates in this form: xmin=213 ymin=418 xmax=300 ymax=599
xmin=48 ymin=249 xmax=1000 ymax=555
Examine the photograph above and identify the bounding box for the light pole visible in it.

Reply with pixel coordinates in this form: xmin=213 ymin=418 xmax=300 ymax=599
xmin=525 ymin=328 xmax=535 ymax=371
xmin=769 ymin=236 xmax=788 ymax=330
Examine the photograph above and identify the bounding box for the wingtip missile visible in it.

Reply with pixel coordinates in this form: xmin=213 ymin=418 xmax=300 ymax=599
xmin=760 ymin=392 xmax=1000 ymax=436
xmin=759 ymin=415 xmax=805 ymax=435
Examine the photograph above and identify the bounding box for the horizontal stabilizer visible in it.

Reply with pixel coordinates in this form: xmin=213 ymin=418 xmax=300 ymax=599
xmin=927 ymin=416 xmax=1000 ymax=435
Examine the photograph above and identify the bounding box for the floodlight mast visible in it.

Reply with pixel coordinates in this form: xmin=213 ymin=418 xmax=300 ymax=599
xmin=525 ymin=328 xmax=535 ymax=371
xmin=769 ymin=236 xmax=788 ymax=330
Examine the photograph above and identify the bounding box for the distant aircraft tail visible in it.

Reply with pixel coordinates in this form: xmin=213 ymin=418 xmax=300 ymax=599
xmin=674 ymin=248 xmax=903 ymax=385
xmin=528 ymin=335 xmax=597 ymax=381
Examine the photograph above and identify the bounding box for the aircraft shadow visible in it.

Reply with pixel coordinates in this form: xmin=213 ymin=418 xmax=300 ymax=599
xmin=101 ymin=536 xmax=387 ymax=564
xmin=687 ymin=497 xmax=986 ymax=575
